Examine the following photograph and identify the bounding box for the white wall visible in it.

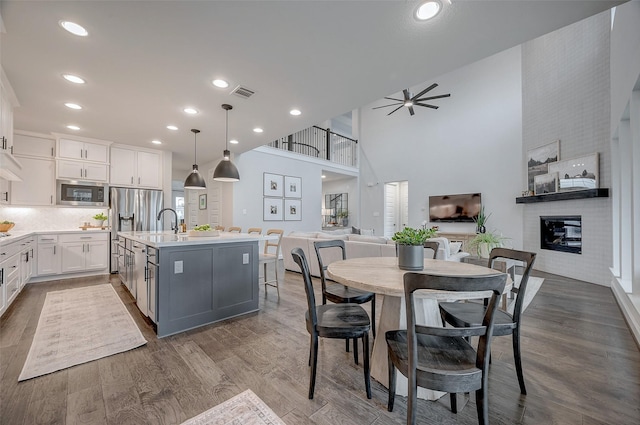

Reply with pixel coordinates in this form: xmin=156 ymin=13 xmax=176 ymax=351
xmin=358 ymin=46 xmax=523 ymax=248
xmin=521 ymin=11 xmax=612 ymax=285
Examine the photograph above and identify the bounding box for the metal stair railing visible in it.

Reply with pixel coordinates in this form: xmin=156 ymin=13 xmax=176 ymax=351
xmin=268 ymin=126 xmax=357 ymax=167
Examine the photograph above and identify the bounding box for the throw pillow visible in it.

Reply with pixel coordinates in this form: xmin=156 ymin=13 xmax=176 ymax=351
xmin=351 ymin=226 xmax=361 ymax=234
xmin=360 ymin=228 xmax=375 ymax=236
xmin=449 ymin=241 xmax=462 ymax=256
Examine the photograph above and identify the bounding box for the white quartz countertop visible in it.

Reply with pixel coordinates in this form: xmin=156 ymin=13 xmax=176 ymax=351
xmin=0 ymin=229 xmax=110 ymax=245
xmin=118 ymin=231 xmax=276 ymax=248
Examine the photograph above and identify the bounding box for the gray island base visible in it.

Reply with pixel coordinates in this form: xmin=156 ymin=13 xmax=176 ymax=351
xmin=118 ymin=232 xmax=260 ymax=337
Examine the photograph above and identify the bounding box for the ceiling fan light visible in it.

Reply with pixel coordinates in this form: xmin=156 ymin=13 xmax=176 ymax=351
xmin=404 ymin=100 xmax=414 ymax=107
xmin=415 ymin=1 xmax=441 ymax=21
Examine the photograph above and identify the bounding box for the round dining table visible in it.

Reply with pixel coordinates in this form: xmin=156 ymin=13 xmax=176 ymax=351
xmin=327 ymin=256 xmax=509 ymax=401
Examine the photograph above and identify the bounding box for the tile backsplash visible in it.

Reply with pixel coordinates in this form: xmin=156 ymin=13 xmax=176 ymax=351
xmin=0 ymin=207 xmax=109 ymax=232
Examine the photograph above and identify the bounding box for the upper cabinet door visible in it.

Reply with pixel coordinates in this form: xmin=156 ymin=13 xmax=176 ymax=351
xmin=137 ymin=151 xmax=161 ymax=188
xmin=83 ymin=162 xmax=108 ymax=182
xmin=110 ymin=147 xmax=136 ymax=186
xmin=11 ymin=157 xmax=55 ymax=206
xmin=58 ymin=139 xmax=84 ymax=160
xmin=13 ymin=133 xmax=55 ymax=158
xmin=84 ymin=142 xmax=108 ymax=163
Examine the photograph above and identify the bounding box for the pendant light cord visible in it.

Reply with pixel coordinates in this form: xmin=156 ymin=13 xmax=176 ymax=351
xmin=225 ymin=108 xmax=229 ymax=151
xmin=194 ymin=131 xmax=197 ymax=163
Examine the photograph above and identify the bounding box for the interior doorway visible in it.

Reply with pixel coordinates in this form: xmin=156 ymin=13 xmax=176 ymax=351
xmin=384 ymin=181 xmax=408 ymax=238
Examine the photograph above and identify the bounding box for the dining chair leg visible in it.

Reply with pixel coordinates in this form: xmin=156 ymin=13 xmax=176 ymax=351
xmin=275 ymin=262 xmax=280 ymax=298
xmin=345 ymin=338 xmax=350 ymax=352
xmin=408 ymin=369 xmax=417 ymax=425
xmin=476 ymin=387 xmax=488 ymax=425
xmin=371 ymin=295 xmax=376 ymax=338
xmin=309 ymin=333 xmax=319 ymax=399
xmin=513 ymin=327 xmax=527 ymax=395
xmin=263 ymin=263 xmax=268 ymax=290
xmin=450 ymin=393 xmax=458 ymax=413
xmin=387 ymin=354 xmax=397 ymax=411
xmin=353 ymin=337 xmax=359 ymax=365
xmin=363 ymin=333 xmax=371 ymax=399
xmin=308 ymin=334 xmax=313 ymax=366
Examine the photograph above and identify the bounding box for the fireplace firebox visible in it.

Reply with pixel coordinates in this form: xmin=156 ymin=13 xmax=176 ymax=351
xmin=540 ymin=216 xmax=582 ymax=254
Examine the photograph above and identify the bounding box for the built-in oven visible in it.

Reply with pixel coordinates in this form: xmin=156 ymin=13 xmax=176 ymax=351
xmin=56 ymin=180 xmax=108 ymax=206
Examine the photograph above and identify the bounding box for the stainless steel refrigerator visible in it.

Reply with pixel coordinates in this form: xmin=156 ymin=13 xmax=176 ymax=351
xmin=109 ymin=187 xmax=164 ymax=273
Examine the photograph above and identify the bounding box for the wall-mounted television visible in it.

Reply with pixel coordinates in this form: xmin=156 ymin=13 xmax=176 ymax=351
xmin=429 ymin=193 xmax=482 ymax=223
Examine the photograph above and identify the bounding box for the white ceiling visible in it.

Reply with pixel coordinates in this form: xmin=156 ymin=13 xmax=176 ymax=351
xmin=0 ymin=1 xmax=621 ymax=173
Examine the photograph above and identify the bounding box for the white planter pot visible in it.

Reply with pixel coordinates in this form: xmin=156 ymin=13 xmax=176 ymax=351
xmin=478 ymin=243 xmax=491 ymax=259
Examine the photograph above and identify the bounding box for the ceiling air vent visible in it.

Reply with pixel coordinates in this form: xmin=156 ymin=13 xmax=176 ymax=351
xmin=231 ymin=85 xmax=255 ymax=99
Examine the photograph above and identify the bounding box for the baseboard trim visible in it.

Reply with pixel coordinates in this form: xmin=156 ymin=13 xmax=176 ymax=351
xmin=611 ymin=277 xmax=640 ymax=349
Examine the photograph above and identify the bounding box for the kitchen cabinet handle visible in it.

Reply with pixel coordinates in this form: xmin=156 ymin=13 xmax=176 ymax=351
xmin=10 ymin=145 xmax=13 ymax=155
xmin=51 ymin=195 xmax=53 ymax=204
xmin=51 ymin=147 xmax=54 ymax=157
xmin=131 ymin=176 xmax=134 ymax=184
xmin=138 ymin=177 xmax=141 ymax=184
xmin=87 ymin=244 xmax=90 ymax=252
xmin=80 ymin=236 xmax=92 ymax=239
xmin=54 ymin=246 xmax=56 ymax=255
xmin=80 ymin=148 xmax=83 ymax=158
xmin=2 ymin=191 xmax=8 ymax=201
xmin=0 ymin=269 xmax=3 ymax=285
xmin=11 ymin=265 xmax=17 ymax=269
xmin=82 ymin=244 xmax=85 ymax=253
xmin=85 ymin=149 xmax=88 ymax=158
xmin=80 ymin=167 xmax=83 ymax=176
xmin=41 ymin=238 xmax=54 ymax=241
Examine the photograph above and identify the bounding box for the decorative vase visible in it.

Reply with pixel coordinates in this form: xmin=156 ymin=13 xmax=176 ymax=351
xmin=93 ymin=219 xmax=105 ymax=227
xmin=478 ymin=243 xmax=491 ymax=259
xmin=397 ymin=244 xmax=424 ymax=271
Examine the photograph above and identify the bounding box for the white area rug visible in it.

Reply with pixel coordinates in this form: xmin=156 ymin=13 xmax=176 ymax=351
xmin=506 ymin=276 xmax=544 ymax=315
xmin=181 ymin=389 xmax=286 ymax=425
xmin=19 ymin=284 xmax=146 ymax=381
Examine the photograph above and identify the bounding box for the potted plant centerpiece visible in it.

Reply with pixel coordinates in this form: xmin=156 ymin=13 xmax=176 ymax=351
xmin=392 ymin=225 xmax=437 ymax=271
xmin=93 ymin=212 xmax=108 ymax=227
xmin=469 ymin=231 xmax=506 ymax=259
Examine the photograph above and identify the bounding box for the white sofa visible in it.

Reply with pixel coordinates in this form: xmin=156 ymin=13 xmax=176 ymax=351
xmin=282 ymin=230 xmax=469 ymax=277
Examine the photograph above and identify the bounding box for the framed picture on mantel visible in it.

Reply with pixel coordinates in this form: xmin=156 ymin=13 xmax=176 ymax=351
xmin=527 ymin=140 xmax=559 ymax=191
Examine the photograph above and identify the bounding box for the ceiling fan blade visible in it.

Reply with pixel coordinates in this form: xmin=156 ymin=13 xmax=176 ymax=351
xmin=408 ymin=106 xmax=415 ymax=116
xmin=414 ymin=102 xmax=439 ymax=109
xmin=372 ymin=102 xmax=403 ymax=110
xmin=387 ymin=105 xmax=404 ymax=116
xmin=384 ymin=97 xmax=403 ymax=102
xmin=403 ymin=89 xmax=410 ymax=102
xmin=415 ymin=93 xmax=451 ymax=102
xmin=411 ymin=83 xmax=438 ymax=100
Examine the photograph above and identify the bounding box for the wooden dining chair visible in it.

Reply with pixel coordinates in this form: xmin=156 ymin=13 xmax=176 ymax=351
xmin=423 ymin=240 xmax=439 ymax=259
xmin=291 ymin=248 xmax=371 ymax=400
xmin=387 ymin=272 xmax=506 ymax=425
xmin=228 ymin=226 xmax=241 ymax=233
xmin=439 ymin=248 xmax=536 ymax=396
xmin=259 ymin=229 xmax=284 ymax=298
xmin=247 ymin=227 xmax=262 ymax=234
xmin=214 ymin=225 xmax=225 ymax=231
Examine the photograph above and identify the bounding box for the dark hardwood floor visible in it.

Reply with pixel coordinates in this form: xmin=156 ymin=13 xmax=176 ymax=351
xmin=1 ymin=268 xmax=639 ymax=424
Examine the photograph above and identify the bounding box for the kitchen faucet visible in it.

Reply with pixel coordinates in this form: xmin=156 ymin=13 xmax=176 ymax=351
xmin=157 ymin=208 xmax=179 ymax=234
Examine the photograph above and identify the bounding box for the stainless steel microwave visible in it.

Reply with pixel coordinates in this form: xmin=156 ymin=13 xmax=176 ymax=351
xmin=56 ymin=180 xmax=108 ymax=206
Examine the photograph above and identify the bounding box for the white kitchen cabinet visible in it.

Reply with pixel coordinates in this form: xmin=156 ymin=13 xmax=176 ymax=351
xmin=37 ymin=235 xmax=61 ymax=276
xmin=19 ymin=237 xmax=35 ymax=287
xmin=1 ymin=237 xmax=23 ymax=316
xmin=60 ymin=233 xmax=109 ymax=273
xmin=0 ymin=178 xmax=9 ymax=205
xmin=10 ymin=156 xmax=55 ymax=206
xmin=57 ymin=159 xmax=108 ymax=182
xmin=1 ymin=78 xmax=15 ymax=155
xmin=110 ymin=146 xmax=161 ymax=188
xmin=13 ymin=132 xmax=56 ymax=158
xmin=58 ymin=138 xmax=108 ymax=163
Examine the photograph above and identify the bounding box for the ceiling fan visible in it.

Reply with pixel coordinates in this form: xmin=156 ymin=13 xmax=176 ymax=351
xmin=373 ymin=83 xmax=450 ymax=116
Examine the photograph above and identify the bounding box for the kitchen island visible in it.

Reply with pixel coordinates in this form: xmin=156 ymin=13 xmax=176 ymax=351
xmin=118 ymin=231 xmax=264 ymax=337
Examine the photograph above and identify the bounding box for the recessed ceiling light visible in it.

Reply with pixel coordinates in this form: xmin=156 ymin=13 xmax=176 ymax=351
xmin=64 ymin=103 xmax=82 ymax=110
xmin=229 ymin=139 xmax=239 ymax=144
xmin=290 ymin=109 xmax=302 ymax=116
xmin=415 ymin=1 xmax=441 ymax=21
xmin=253 ymin=127 xmax=263 ymax=133
xmin=151 ymin=140 xmax=162 ymax=145
xmin=166 ymin=125 xmax=178 ymax=131
xmin=59 ymin=21 xmax=88 ymax=37
xmin=184 ymin=107 xmax=198 ymax=114
xmin=212 ymin=79 xmax=229 ymax=88
xmin=62 ymin=74 xmax=85 ymax=84
xmin=66 ymin=125 xmax=80 ymax=130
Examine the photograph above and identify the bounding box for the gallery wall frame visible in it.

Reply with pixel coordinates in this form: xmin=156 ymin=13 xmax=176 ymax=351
xmin=284 ymin=199 xmax=302 ymax=221
xmin=263 ymin=197 xmax=284 ymax=221
xmin=199 ymin=194 xmax=207 ymax=210
xmin=534 ymin=172 xmax=559 ymax=195
xmin=527 ymin=140 xmax=560 ymax=191
xmin=548 ymin=152 xmax=599 ymax=191
xmin=263 ymin=173 xmax=284 ymax=197
xmin=284 ymin=176 xmax=302 ymax=198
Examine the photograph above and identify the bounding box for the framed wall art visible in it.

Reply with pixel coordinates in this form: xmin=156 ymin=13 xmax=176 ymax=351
xmin=284 ymin=176 xmax=302 ymax=198
xmin=284 ymin=199 xmax=302 ymax=221
xmin=263 ymin=197 xmax=283 ymax=221
xmin=527 ymin=140 xmax=560 ymax=191
xmin=199 ymin=194 xmax=207 ymax=210
xmin=548 ymin=153 xmax=599 ymax=191
xmin=263 ymin=173 xmax=284 ymax=197
xmin=534 ymin=172 xmax=559 ymax=195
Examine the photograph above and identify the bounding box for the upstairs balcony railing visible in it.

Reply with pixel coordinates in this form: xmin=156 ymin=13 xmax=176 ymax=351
xmin=268 ymin=125 xmax=358 ymax=167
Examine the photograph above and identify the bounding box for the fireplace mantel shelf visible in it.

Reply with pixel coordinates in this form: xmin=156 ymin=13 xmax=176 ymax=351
xmin=516 ymin=188 xmax=609 ymax=204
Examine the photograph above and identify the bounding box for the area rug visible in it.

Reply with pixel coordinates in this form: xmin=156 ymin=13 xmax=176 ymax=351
xmin=181 ymin=389 xmax=286 ymax=425
xmin=506 ymin=276 xmax=544 ymax=315
xmin=19 ymin=284 xmax=146 ymax=381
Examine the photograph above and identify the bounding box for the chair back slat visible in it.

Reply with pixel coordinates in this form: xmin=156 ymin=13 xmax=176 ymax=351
xmin=423 ymin=241 xmax=439 ymax=259
xmin=488 ymin=248 xmax=536 ymax=322
xmin=291 ymin=248 xmax=317 ymax=326
xmin=248 ymin=227 xmax=262 ymax=234
xmin=314 ymin=240 xmax=347 ymax=293
xmin=228 ymin=226 xmax=242 ymax=233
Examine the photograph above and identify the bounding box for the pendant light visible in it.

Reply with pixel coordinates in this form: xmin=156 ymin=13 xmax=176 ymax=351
xmin=184 ymin=128 xmax=206 ymax=189
xmin=213 ymin=103 xmax=240 ymax=182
